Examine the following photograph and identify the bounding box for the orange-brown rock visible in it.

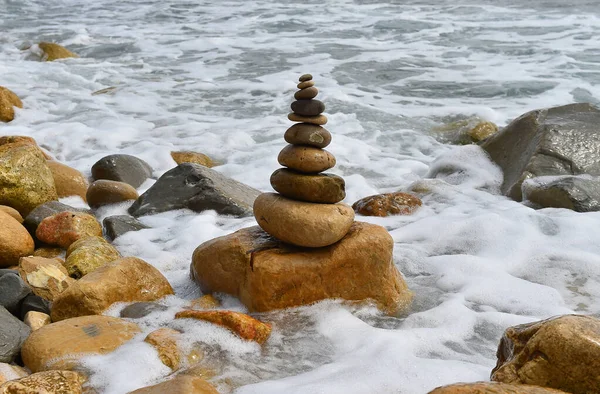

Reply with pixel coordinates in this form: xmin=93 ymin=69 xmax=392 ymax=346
xmin=51 ymin=257 xmax=174 ymax=321
xmin=86 ymin=180 xmax=139 ymax=209
xmin=128 ymin=375 xmax=218 ymax=394
xmin=491 ymin=314 xmax=600 ymax=394
xmin=0 ymin=370 xmax=84 ymax=394
xmin=0 ymin=142 xmax=58 ymax=216
xmin=191 ymin=221 xmax=411 ymax=315
xmin=0 ymin=87 xmax=23 ymax=123
xmin=294 ymin=87 xmax=319 ymax=101
xmin=144 ymin=328 xmax=182 ymax=370
xmin=284 ymin=123 xmax=331 ymax=148
xmin=0 ymin=211 xmax=34 ymax=268
xmin=0 ymin=136 xmax=51 ymax=160
xmin=18 ymin=256 xmax=74 ymax=301
xmin=352 ymin=192 xmax=422 ymax=217
xmin=270 ymin=168 xmax=345 ymax=203
xmin=175 ymin=310 xmax=272 ymax=344
xmin=36 ymin=211 xmax=102 ymax=249
xmin=287 ymin=113 xmax=327 ymax=125
xmin=428 ymin=382 xmax=568 ymax=393
xmin=64 ymin=236 xmax=120 ymax=278
xmin=33 ymin=247 xmax=63 ymax=259
xmin=297 ymin=80 xmax=315 ymax=89
xmin=188 ymin=294 xmax=221 ymax=310
xmin=0 ymin=363 xmax=28 ymax=385
xmin=277 ymin=144 xmax=335 ymax=174
xmin=23 ymin=311 xmax=51 ymax=331
xmin=0 ymin=206 xmax=23 ymax=223
xmin=170 ymin=151 xmax=214 ymax=168
xmin=37 ymin=42 xmax=78 ymax=61
xmin=46 ymin=161 xmax=88 ymax=201
xmin=21 ymin=315 xmax=140 ymax=372
xmin=254 ymin=193 xmax=354 ymax=247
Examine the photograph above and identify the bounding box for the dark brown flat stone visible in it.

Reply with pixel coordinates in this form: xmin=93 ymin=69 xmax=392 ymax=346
xmin=291 ymin=100 xmax=325 ymax=116
xmin=299 ymin=74 xmax=313 ymax=82
xmin=295 ymin=87 xmax=318 ymax=100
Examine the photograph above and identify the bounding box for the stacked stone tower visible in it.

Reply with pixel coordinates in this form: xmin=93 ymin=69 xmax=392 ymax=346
xmin=253 ymin=74 xmax=355 ymax=247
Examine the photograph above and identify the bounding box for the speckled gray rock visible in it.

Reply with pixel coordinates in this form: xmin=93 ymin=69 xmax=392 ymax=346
xmin=23 ymin=201 xmax=90 ymax=236
xmin=128 ymin=163 xmax=260 ymax=217
xmin=522 ymin=175 xmax=600 ymax=212
xmin=119 ymin=302 xmax=168 ymax=319
xmin=481 ymin=103 xmax=600 ymax=201
xmin=91 ymin=154 xmax=153 ymax=188
xmin=19 ymin=293 xmax=51 ymax=320
xmin=0 ymin=273 xmax=32 ymax=315
xmin=0 ymin=305 xmax=30 ymax=363
xmin=103 ymin=215 xmax=148 ymax=241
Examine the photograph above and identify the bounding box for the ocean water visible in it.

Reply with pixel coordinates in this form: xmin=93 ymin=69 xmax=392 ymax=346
xmin=2 ymin=0 xmax=600 ymax=392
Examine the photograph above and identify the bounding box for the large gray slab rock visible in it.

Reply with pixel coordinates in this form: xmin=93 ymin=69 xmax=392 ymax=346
xmin=103 ymin=215 xmax=148 ymax=241
xmin=481 ymin=103 xmax=600 ymax=200
xmin=0 ymin=305 xmax=30 ymax=363
xmin=0 ymin=273 xmax=32 ymax=315
xmin=523 ymin=175 xmax=600 ymax=212
xmin=92 ymin=154 xmax=153 ymax=188
xmin=128 ymin=164 xmax=260 ymax=217
xmin=23 ymin=201 xmax=90 ymax=235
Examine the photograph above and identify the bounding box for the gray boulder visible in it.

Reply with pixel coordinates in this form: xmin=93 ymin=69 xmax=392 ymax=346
xmin=0 ymin=305 xmax=30 ymax=363
xmin=92 ymin=154 xmax=153 ymax=188
xmin=523 ymin=175 xmax=600 ymax=212
xmin=481 ymin=103 xmax=600 ymax=200
xmin=103 ymin=215 xmax=148 ymax=241
xmin=119 ymin=302 xmax=168 ymax=319
xmin=128 ymin=164 xmax=260 ymax=217
xmin=0 ymin=273 xmax=32 ymax=315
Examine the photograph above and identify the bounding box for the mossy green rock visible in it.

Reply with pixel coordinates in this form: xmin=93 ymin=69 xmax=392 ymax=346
xmin=0 ymin=142 xmax=58 ymax=216
xmin=64 ymin=236 xmax=121 ymax=279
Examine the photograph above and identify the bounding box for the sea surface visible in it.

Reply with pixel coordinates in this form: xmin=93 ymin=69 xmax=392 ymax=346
xmin=1 ymin=0 xmax=600 ymax=393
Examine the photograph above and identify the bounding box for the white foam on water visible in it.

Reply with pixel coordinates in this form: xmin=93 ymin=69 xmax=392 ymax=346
xmin=2 ymin=0 xmax=600 ymax=393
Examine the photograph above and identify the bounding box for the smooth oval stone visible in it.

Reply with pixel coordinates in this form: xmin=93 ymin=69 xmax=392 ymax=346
xmin=253 ymin=193 xmax=354 ymax=248
xmin=291 ymin=100 xmax=325 ymax=117
xmin=284 ymin=123 xmax=331 ymax=148
xmin=299 ymin=74 xmax=312 ymax=82
xmin=270 ymin=169 xmax=345 ymax=203
xmin=297 ymin=81 xmax=315 ymax=89
xmin=294 ymin=87 xmax=318 ymax=100
xmin=278 ymin=145 xmax=336 ymax=174
xmin=288 ymin=113 xmax=327 ymax=125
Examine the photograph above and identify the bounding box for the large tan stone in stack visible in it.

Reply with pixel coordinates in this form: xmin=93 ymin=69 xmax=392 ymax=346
xmin=192 ymin=74 xmax=412 ymax=316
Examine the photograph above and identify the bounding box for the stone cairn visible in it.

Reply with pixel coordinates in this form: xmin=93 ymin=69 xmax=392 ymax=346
xmin=253 ymin=74 xmax=355 ymax=247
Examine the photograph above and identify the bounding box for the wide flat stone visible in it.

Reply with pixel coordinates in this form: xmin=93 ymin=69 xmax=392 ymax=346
xmin=291 ymin=100 xmax=325 ymax=116
xmin=288 ymin=113 xmax=327 ymax=125
xmin=294 ymin=87 xmax=318 ymax=100
xmin=191 ymin=221 xmax=412 ymax=315
xmin=297 ymin=81 xmax=315 ymax=89
xmin=277 ymin=144 xmax=336 ymax=174
xmin=270 ymin=168 xmax=345 ymax=203
xmin=284 ymin=123 xmax=331 ymax=148
xmin=128 ymin=164 xmax=260 ymax=218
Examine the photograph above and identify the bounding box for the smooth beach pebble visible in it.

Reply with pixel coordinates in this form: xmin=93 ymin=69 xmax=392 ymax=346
xmin=291 ymin=100 xmax=325 ymax=116
xmin=288 ymin=113 xmax=328 ymax=125
xmin=278 ymin=144 xmax=336 ymax=173
xmin=284 ymin=123 xmax=332 ymax=148
xmin=270 ymin=168 xmax=345 ymax=203
xmin=294 ymin=87 xmax=319 ymax=100
xmin=297 ymin=81 xmax=315 ymax=89
xmin=299 ymin=74 xmax=313 ymax=82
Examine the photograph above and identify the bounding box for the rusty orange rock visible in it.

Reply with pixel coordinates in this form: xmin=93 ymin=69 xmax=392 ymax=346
xmin=128 ymin=375 xmax=218 ymax=394
xmin=46 ymin=161 xmax=88 ymax=201
xmin=352 ymin=192 xmax=422 ymax=217
xmin=36 ymin=211 xmax=102 ymax=249
xmin=175 ymin=310 xmax=271 ymax=344
xmin=428 ymin=382 xmax=568 ymax=393
xmin=0 ymin=211 xmax=34 ymax=268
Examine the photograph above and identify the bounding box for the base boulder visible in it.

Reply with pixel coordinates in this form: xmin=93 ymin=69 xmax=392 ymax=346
xmin=191 ymin=221 xmax=411 ymax=315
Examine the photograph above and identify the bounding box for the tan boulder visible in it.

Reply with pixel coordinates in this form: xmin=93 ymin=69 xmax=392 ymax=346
xmin=36 ymin=211 xmax=102 ymax=249
xmin=18 ymin=256 xmax=74 ymax=301
xmin=254 ymin=193 xmax=354 ymax=247
xmin=51 ymin=257 xmax=174 ymax=321
xmin=144 ymin=328 xmax=182 ymax=370
xmin=0 ymin=211 xmax=34 ymax=268
xmin=0 ymin=363 xmax=28 ymax=385
xmin=0 ymin=136 xmax=51 ymax=160
xmin=191 ymin=221 xmax=411 ymax=315
xmin=175 ymin=310 xmax=271 ymax=344
xmin=0 ymin=370 xmax=84 ymax=394
xmin=86 ymin=179 xmax=139 ymax=208
xmin=170 ymin=151 xmax=214 ymax=168
xmin=0 ymin=142 xmax=58 ymax=216
xmin=36 ymin=42 xmax=77 ymax=61
xmin=352 ymin=192 xmax=422 ymax=217
xmin=277 ymin=144 xmax=335 ymax=173
xmin=428 ymin=382 xmax=568 ymax=393
xmin=0 ymin=87 xmax=22 ymax=123
xmin=128 ymin=375 xmax=218 ymax=394
xmin=23 ymin=311 xmax=51 ymax=331
xmin=46 ymin=161 xmax=88 ymax=201
xmin=491 ymin=314 xmax=600 ymax=394
xmin=188 ymin=294 xmax=220 ymax=310
xmin=21 ymin=315 xmax=140 ymax=372
xmin=0 ymin=206 xmax=23 ymax=223
xmin=64 ymin=236 xmax=121 ymax=278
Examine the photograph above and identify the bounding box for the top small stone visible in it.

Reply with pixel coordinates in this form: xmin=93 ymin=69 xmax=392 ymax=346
xmin=299 ymin=74 xmax=313 ymax=82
